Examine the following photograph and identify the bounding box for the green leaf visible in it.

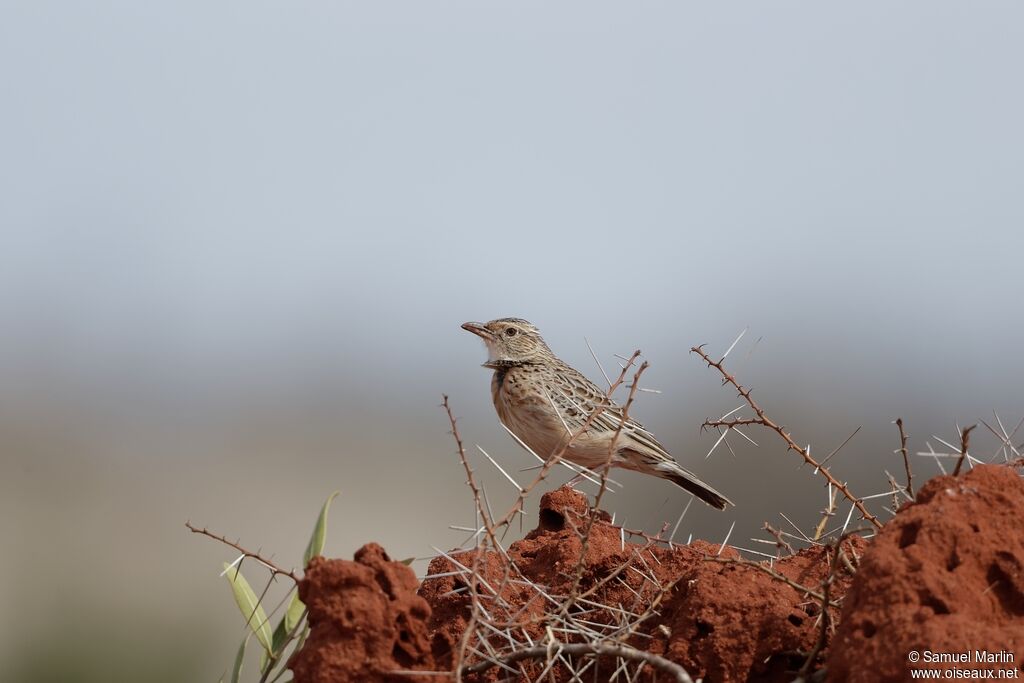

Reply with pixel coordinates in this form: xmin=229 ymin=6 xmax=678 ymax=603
xmin=268 ymin=622 xmax=307 ymax=683
xmin=303 ymin=491 xmax=339 ymax=566
xmin=269 ymin=591 xmax=306 ymax=666
xmin=269 ymin=668 xmax=295 ymax=683
xmin=294 ymin=624 xmax=310 ymax=654
xmin=222 ymin=562 xmax=274 ymax=654
xmin=230 ymin=636 xmax=247 ymax=683
xmin=400 ymin=557 xmax=415 ymax=566
xmin=284 ymin=591 xmax=305 ymax=633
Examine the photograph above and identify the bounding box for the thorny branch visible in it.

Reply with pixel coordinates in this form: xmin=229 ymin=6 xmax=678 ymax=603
xmin=185 ymin=521 xmax=299 ymax=583
xmin=953 ymin=424 xmax=977 ymax=476
xmin=441 ymin=396 xmax=504 ymax=682
xmin=763 ymin=522 xmax=794 ymax=556
xmin=187 ymin=520 xmax=309 ymax=681
xmin=691 ymin=345 xmax=882 ymax=530
xmin=460 ymin=641 xmax=695 ymax=683
xmin=796 ymin=539 xmax=843 ymax=680
xmin=442 ymin=395 xmax=503 ymax=554
xmin=895 ymin=418 xmax=913 ymax=497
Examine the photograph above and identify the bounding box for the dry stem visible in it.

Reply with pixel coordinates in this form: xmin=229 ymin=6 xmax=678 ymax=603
xmin=460 ymin=641 xmax=694 ymax=683
xmin=796 ymin=540 xmax=842 ymax=679
xmin=763 ymin=522 xmax=795 ymax=556
xmin=953 ymin=424 xmax=977 ymax=476
xmin=895 ymin=418 xmax=913 ymax=496
xmin=185 ymin=521 xmax=299 ymax=583
xmin=441 ymin=396 xmax=503 ymax=681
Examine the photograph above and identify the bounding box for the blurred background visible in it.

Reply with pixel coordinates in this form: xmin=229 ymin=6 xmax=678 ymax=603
xmin=2 ymin=2 xmax=1022 ymax=681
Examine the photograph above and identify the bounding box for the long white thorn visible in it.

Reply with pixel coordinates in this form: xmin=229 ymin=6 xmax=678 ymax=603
xmin=706 ymin=428 xmax=730 ymax=459
xmin=476 ymin=445 xmax=523 ymax=492
xmin=718 ymin=404 xmax=745 ymax=421
xmin=721 ymin=327 xmax=748 ymax=361
xmin=841 ymin=501 xmax=857 ymax=536
xmin=585 ymin=336 xmax=613 ymax=389
xmin=732 ymin=427 xmax=759 ymax=447
xmin=717 ymin=521 xmax=737 ymax=556
xmin=220 ymin=554 xmax=245 ymax=576
xmin=668 ymin=498 xmax=694 ymax=548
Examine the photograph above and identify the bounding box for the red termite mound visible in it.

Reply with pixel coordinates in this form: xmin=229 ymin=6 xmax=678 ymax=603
xmin=828 ymin=464 xmax=1024 ymax=682
xmin=290 ymin=543 xmax=436 ymax=683
xmin=289 ymin=464 xmax=1024 ymax=683
xmin=420 ymin=486 xmax=864 ymax=682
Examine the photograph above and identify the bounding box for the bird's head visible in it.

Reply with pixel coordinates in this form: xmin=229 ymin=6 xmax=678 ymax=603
xmin=461 ymin=318 xmax=553 ymax=366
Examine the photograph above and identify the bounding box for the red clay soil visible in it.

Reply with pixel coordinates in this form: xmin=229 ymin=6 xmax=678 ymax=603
xmin=829 ymin=464 xmax=1024 ymax=682
xmin=290 ymin=464 xmax=1024 ymax=683
xmin=290 ymin=543 xmax=436 ymax=683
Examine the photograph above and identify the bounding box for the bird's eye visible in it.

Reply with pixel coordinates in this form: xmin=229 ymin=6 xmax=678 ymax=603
xmin=505 ymin=328 xmax=517 ymax=337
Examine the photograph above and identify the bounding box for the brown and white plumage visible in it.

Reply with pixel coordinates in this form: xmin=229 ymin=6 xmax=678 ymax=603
xmin=461 ymin=318 xmax=733 ymax=510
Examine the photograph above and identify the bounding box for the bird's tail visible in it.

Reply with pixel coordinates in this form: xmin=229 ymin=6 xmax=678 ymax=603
xmin=658 ymin=462 xmax=733 ymax=510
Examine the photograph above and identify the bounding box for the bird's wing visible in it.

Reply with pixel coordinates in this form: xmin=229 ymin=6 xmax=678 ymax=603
xmin=547 ymin=363 xmax=676 ymax=465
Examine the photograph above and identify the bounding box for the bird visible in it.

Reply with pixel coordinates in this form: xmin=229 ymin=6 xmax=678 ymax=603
xmin=461 ymin=317 xmax=733 ymax=509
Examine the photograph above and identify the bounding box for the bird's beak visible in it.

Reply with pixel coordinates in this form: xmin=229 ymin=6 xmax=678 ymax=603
xmin=461 ymin=321 xmax=494 ymax=340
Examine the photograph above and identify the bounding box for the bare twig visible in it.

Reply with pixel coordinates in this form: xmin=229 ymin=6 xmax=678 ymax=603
xmin=703 ymin=418 xmax=762 ymax=429
xmin=691 ymin=345 xmax=881 ymax=529
xmin=443 ymin=395 xmax=503 ymax=554
xmin=185 ymin=522 xmax=299 ymax=583
xmin=441 ymin=396 xmax=505 ymax=682
xmin=460 ymin=641 xmax=695 ymax=683
xmin=797 ymin=540 xmax=841 ymax=679
xmin=895 ymin=418 xmax=913 ymax=496
xmin=953 ymin=424 xmax=977 ymax=476
xmin=762 ymin=522 xmax=794 ymax=556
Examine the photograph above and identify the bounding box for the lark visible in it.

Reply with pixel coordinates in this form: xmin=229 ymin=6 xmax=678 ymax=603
xmin=462 ymin=318 xmax=733 ymax=509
